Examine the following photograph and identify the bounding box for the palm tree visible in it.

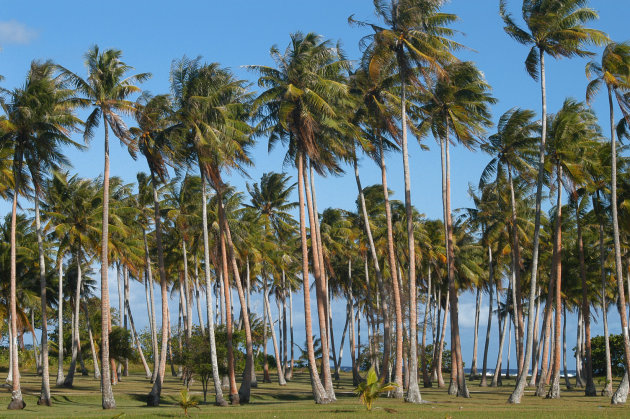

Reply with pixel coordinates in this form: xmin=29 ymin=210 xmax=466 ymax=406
xmin=416 ymin=61 xmax=495 ymax=397
xmin=543 ymin=99 xmax=600 ymax=398
xmin=480 ymin=107 xmax=539 ymax=375
xmin=500 ymin=0 xmax=608 ymax=403
xmin=250 ymin=32 xmax=350 ymax=403
xmin=350 ymin=0 xmax=461 ymax=402
xmin=586 ymin=42 xmax=630 ymax=402
xmin=130 ymin=92 xmax=176 ymax=406
xmin=0 ymin=61 xmax=81 ymax=410
xmin=57 ymin=46 xmax=149 ymax=409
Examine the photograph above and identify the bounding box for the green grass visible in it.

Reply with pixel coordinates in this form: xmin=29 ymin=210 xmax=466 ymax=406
xmin=0 ymin=365 xmax=627 ymax=418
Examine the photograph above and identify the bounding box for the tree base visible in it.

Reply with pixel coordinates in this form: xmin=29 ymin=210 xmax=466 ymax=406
xmin=37 ymin=397 xmax=52 ymax=406
xmin=229 ymin=392 xmax=240 ymax=405
xmin=215 ymin=397 xmax=228 ymax=407
xmin=147 ymin=391 xmax=160 ymax=406
xmin=8 ymin=391 xmax=25 ymax=410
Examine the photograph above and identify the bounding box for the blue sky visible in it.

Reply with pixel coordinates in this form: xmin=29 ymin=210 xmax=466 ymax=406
xmin=1 ymin=0 xmax=629 ymax=372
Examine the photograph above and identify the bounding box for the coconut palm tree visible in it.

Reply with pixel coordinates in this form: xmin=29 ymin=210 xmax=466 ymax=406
xmin=57 ymin=46 xmax=149 ymax=409
xmin=480 ymin=107 xmax=539 ymax=374
xmin=249 ymin=32 xmax=351 ymax=403
xmin=0 ymin=60 xmax=81 ymax=410
xmin=350 ymin=0 xmax=461 ymax=402
xmin=500 ymin=0 xmax=608 ymax=403
xmin=585 ymin=42 xmax=630 ymax=402
xmin=416 ymin=61 xmax=495 ymax=397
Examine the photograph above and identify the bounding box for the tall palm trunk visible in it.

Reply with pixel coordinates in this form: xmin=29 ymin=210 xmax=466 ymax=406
xmin=143 ymin=230 xmax=159 ymax=383
xmin=288 ymin=288 xmax=294 ymax=380
xmin=217 ymin=192 xmax=255 ymax=403
xmin=100 ymin=121 xmax=115 ymax=410
xmin=193 ymin=257 xmax=205 ymax=335
xmin=34 ymin=192 xmax=51 ymax=405
xmin=264 ymin=289 xmax=286 ymax=385
xmin=492 ymin=306 xmax=508 ymax=387
xmin=562 ymin=305 xmax=571 ymax=389
xmin=82 ymin=301 xmax=101 ymax=379
xmin=64 ymin=249 xmax=83 ymax=387
xmin=444 ymin=135 xmax=468 ymax=397
xmin=480 ymin=247 xmax=494 ymax=387
xmin=304 ymin=163 xmax=335 ymax=401
xmin=547 ymin=166 xmax=563 ymax=399
xmin=182 ymin=241 xmax=192 ymax=339
xmin=377 ymin=138 xmax=403 ymax=392
xmin=297 ymin=152 xmax=329 ymax=404
xmin=470 ymin=287 xmax=482 ymax=379
xmin=147 ymin=171 xmax=170 ymax=407
xmin=262 ymin=272 xmax=271 ymax=383
xmin=56 ymin=257 xmax=65 ymax=387
xmin=529 ymin=287 xmax=542 ymax=387
xmin=219 ymin=228 xmax=237 ymax=403
xmin=400 ymin=76 xmax=422 ymax=403
xmin=608 ymin=86 xmax=630 ymax=404
xmin=510 ymin=49 xmax=548 ymax=404
xmin=422 ymin=266 xmax=432 ymax=387
xmin=576 ymin=204 xmax=595 ymax=395
xmin=200 ymin=176 xmax=227 ymax=406
xmin=124 ymin=299 xmax=150 ymax=378
xmin=536 ymin=255 xmax=557 ymax=396
xmin=7 ymin=156 xmax=25 ymax=410
xmin=123 ymin=267 xmax=130 ymax=377
xmin=507 ymin=166 xmax=524 ymax=371
xmin=436 ymin=290 xmax=449 ymax=388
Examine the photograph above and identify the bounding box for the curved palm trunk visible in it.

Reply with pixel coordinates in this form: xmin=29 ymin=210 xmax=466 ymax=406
xmin=400 ymin=79 xmax=422 ymax=403
xmin=297 ymin=152 xmax=329 ymax=404
xmin=598 ymin=214 xmax=613 ymax=396
xmin=288 ymin=288 xmax=294 ymax=380
xmin=536 ymin=266 xmax=556 ymax=396
xmin=193 ymin=257 xmax=205 ymax=335
xmin=8 ymin=170 xmax=25 ymax=410
xmin=200 ymin=176 xmax=227 ymax=406
xmin=507 ymin=167 xmax=524 ymax=372
xmin=99 ymin=121 xmax=116 ymax=409
xmin=547 ymin=167 xmax=563 ymax=399
xmin=576 ymin=205 xmax=595 ymax=395
xmin=125 ymin=300 xmax=150 ymax=378
xmin=480 ymin=249 xmax=494 ymax=387
xmin=492 ymin=308 xmax=508 ymax=387
xmin=262 ymin=273 xmax=271 ymax=383
xmin=608 ymin=86 xmax=630 ymax=404
xmin=143 ymin=230 xmax=159 ymax=383
xmin=422 ymin=266 xmax=432 ymax=387
xmin=264 ymin=289 xmax=286 ymax=385
xmin=219 ymin=226 xmax=238 ymax=403
xmin=306 ymin=165 xmax=335 ymax=401
xmin=56 ymin=257 xmax=65 ymax=387
xmin=34 ymin=193 xmax=51 ymax=406
xmin=436 ymin=290 xmax=449 ymax=388
xmin=218 ymin=193 xmax=255 ymax=403
xmin=82 ymin=301 xmax=101 ymax=379
xmin=470 ymin=287 xmax=482 ymax=380
xmin=509 ymin=49 xmax=548 ymax=404
xmin=529 ymin=287 xmax=542 ymax=387
xmin=377 ymin=139 xmax=402 ymax=394
xmin=444 ymin=136 xmax=468 ymax=398
xmin=64 ymin=250 xmax=83 ymax=388
xmin=147 ymin=171 xmax=170 ymax=407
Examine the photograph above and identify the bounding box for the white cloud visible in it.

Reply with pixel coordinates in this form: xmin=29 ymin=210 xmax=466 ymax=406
xmin=0 ymin=20 xmax=37 ymax=45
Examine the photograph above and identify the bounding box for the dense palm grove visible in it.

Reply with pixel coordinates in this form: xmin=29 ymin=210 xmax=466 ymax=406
xmin=1 ymin=0 xmax=630 ymax=412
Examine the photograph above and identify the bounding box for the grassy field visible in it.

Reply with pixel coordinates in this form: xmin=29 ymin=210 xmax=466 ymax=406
xmin=0 ymin=365 xmax=627 ymax=418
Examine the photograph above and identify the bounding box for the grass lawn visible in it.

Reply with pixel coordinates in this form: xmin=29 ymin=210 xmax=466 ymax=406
xmin=0 ymin=364 xmax=627 ymax=418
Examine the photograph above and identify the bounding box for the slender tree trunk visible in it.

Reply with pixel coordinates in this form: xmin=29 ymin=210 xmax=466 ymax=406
xmin=219 ymin=227 xmax=238 ymax=403
xmin=562 ymin=305 xmax=572 ymax=389
xmin=147 ymin=170 xmax=170 ymax=407
xmin=143 ymin=230 xmax=159 ymax=383
xmin=64 ymin=250 xmax=83 ymax=387
xmin=262 ymin=273 xmax=271 ymax=383
xmin=264 ymin=289 xmax=286 ymax=385
xmin=576 ymin=205 xmax=596 ymax=395
xmin=437 ymin=290 xmax=449 ymax=388
xmin=200 ymin=176 xmax=226 ymax=406
xmin=282 ymin=272 xmax=288 ymax=376
xmin=34 ymin=193 xmax=51 ymax=405
xmin=444 ymin=135 xmax=467 ymax=398
xmin=296 ymin=152 xmax=329 ymax=403
xmin=507 ymin=167 xmax=524 ymax=372
xmin=536 ymin=256 xmax=556 ymax=396
xmin=470 ymin=287 xmax=482 ymax=380
xmin=547 ymin=168 xmax=563 ymax=399
xmin=608 ymin=87 xmax=630 ymax=404
xmin=123 ymin=266 xmax=130 ymax=377
xmin=98 ymin=121 xmax=116 ymax=409
xmin=506 ymin=318 xmax=512 ymax=378
xmin=328 ymin=287 xmax=338 ymax=381
xmin=183 ymin=241 xmax=192 ymax=339
xmin=305 ymin=162 xmax=335 ymax=401
xmin=422 ymin=266 xmax=432 ymax=387
xmin=56 ymin=257 xmax=65 ymax=387
xmin=193 ymin=257 xmax=205 ymax=335
xmin=509 ymin=49 xmax=548 ymax=404
xmin=217 ymin=190 xmax=255 ymax=403
xmin=480 ymin=245 xmax=494 ymax=387
xmin=7 ymin=159 xmax=24 ymax=410
xmin=529 ymin=287 xmax=542 ymax=387
xmin=400 ymin=78 xmax=421 ymax=403
xmin=492 ymin=308 xmax=508 ymax=387
xmin=336 ymin=303 xmax=349 ymax=380
xmin=82 ymin=301 xmax=101 ymax=380
xmin=376 ymin=141 xmax=400 ymax=391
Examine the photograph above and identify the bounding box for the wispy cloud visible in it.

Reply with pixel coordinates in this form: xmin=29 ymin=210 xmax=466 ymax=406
xmin=0 ymin=20 xmax=37 ymax=45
